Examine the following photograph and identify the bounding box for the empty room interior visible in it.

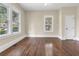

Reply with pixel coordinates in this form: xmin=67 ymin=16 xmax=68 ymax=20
xmin=0 ymin=3 xmax=79 ymax=56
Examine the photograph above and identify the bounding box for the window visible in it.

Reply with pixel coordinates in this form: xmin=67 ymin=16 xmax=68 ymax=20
xmin=12 ymin=11 xmax=20 ymax=33
xmin=0 ymin=4 xmax=8 ymax=35
xmin=44 ymin=16 xmax=53 ymax=32
xmin=0 ymin=4 xmax=21 ymax=38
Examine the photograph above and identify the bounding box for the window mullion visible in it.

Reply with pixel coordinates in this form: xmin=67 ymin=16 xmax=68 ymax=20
xmin=8 ymin=8 xmax=12 ymax=34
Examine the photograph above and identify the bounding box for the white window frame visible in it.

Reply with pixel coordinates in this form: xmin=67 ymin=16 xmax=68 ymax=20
xmin=0 ymin=4 xmax=21 ymax=38
xmin=44 ymin=16 xmax=53 ymax=32
xmin=0 ymin=4 xmax=10 ymax=37
xmin=11 ymin=8 xmax=21 ymax=35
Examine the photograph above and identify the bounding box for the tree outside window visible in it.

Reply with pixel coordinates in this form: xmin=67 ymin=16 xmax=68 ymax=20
xmin=12 ymin=11 xmax=19 ymax=32
xmin=0 ymin=5 xmax=8 ymax=35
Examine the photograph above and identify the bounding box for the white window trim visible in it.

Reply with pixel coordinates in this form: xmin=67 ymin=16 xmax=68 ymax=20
xmin=11 ymin=8 xmax=21 ymax=34
xmin=0 ymin=4 xmax=21 ymax=39
xmin=0 ymin=4 xmax=10 ymax=37
xmin=44 ymin=15 xmax=53 ymax=32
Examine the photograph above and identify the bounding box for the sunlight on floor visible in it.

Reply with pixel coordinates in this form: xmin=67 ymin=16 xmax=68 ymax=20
xmin=45 ymin=43 xmax=53 ymax=56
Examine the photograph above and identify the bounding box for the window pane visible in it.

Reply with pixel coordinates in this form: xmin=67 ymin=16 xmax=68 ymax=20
xmin=12 ymin=11 xmax=19 ymax=32
xmin=0 ymin=4 xmax=8 ymax=35
xmin=45 ymin=17 xmax=52 ymax=25
xmin=44 ymin=16 xmax=53 ymax=32
xmin=45 ymin=25 xmax=52 ymax=31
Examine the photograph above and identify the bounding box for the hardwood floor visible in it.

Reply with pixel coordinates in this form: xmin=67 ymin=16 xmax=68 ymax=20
xmin=0 ymin=37 xmax=79 ymax=56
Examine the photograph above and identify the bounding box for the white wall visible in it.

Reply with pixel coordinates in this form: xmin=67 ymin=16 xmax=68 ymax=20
xmin=25 ymin=10 xmax=59 ymax=37
xmin=25 ymin=6 xmax=79 ymax=40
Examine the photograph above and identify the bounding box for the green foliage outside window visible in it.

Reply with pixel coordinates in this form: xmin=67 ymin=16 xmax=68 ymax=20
xmin=0 ymin=4 xmax=7 ymax=35
xmin=12 ymin=24 xmax=18 ymax=32
xmin=0 ymin=28 xmax=6 ymax=35
xmin=12 ymin=11 xmax=19 ymax=32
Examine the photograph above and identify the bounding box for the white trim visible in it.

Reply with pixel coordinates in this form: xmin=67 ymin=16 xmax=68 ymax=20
xmin=11 ymin=9 xmax=21 ymax=33
xmin=0 ymin=35 xmax=26 ymax=53
xmin=0 ymin=34 xmax=11 ymax=39
xmin=62 ymin=37 xmax=76 ymax=40
xmin=62 ymin=36 xmax=79 ymax=40
xmin=75 ymin=37 xmax=79 ymax=41
xmin=44 ymin=15 xmax=54 ymax=32
xmin=26 ymin=34 xmax=62 ymax=39
xmin=28 ymin=34 xmax=58 ymax=37
xmin=0 ymin=4 xmax=10 ymax=37
xmin=0 ymin=32 xmax=21 ymax=40
xmin=0 ymin=4 xmax=21 ymax=38
xmin=58 ymin=36 xmax=62 ymax=40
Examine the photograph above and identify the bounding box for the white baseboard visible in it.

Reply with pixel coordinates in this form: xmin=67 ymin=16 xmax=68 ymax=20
xmin=26 ymin=34 xmax=62 ymax=39
xmin=58 ymin=36 xmax=62 ymax=40
xmin=0 ymin=35 xmax=26 ymax=53
xmin=62 ymin=37 xmax=78 ymax=40
xmin=27 ymin=34 xmax=58 ymax=37
xmin=75 ymin=37 xmax=79 ymax=41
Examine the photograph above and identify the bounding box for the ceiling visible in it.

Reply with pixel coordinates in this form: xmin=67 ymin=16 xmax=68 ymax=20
xmin=20 ymin=3 xmax=79 ymax=11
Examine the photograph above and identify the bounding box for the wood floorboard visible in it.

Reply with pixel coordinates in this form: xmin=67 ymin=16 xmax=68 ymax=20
xmin=0 ymin=37 xmax=79 ymax=56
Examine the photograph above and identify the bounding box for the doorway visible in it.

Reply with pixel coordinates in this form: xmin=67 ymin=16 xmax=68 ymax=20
xmin=63 ymin=15 xmax=76 ymax=39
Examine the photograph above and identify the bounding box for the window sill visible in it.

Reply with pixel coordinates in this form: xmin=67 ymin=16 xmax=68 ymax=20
xmin=0 ymin=32 xmax=21 ymax=40
xmin=0 ymin=34 xmax=10 ymax=39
